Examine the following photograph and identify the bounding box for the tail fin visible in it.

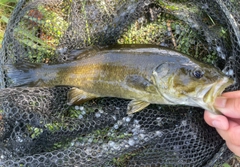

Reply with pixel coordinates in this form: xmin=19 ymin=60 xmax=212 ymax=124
xmin=3 ymin=62 xmax=40 ymax=87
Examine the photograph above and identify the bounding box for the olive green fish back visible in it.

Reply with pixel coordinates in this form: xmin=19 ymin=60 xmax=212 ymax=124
xmin=0 ymin=0 xmax=239 ymax=166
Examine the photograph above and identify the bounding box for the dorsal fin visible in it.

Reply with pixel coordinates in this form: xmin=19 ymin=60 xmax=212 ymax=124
xmin=55 ymin=46 xmax=101 ymax=62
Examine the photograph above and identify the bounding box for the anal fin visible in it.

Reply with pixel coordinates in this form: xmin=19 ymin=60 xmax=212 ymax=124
xmin=127 ymin=100 xmax=150 ymax=114
xmin=67 ymin=87 xmax=99 ymax=105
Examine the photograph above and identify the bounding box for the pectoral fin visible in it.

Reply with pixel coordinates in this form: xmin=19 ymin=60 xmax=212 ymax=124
xmin=127 ymin=100 xmax=150 ymax=114
xmin=67 ymin=87 xmax=99 ymax=105
xmin=126 ymin=75 xmax=157 ymax=93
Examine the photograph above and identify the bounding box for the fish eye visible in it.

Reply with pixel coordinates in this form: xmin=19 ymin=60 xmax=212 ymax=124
xmin=193 ymin=69 xmax=203 ymax=79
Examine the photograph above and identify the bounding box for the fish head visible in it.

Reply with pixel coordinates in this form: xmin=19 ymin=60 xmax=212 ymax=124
xmin=152 ymin=60 xmax=234 ymax=114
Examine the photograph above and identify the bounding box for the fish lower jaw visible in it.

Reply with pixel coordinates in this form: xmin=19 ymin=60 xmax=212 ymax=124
xmin=202 ymin=77 xmax=233 ymax=114
xmin=213 ymin=77 xmax=233 ymax=96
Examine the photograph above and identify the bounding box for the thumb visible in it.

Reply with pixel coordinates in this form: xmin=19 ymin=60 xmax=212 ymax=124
xmin=215 ymin=97 xmax=240 ymax=118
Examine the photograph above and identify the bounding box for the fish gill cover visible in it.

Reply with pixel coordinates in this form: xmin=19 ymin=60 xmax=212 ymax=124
xmin=0 ymin=0 xmax=239 ymax=166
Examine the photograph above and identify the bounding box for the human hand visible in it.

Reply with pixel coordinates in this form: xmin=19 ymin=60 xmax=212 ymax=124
xmin=204 ymin=91 xmax=240 ymax=157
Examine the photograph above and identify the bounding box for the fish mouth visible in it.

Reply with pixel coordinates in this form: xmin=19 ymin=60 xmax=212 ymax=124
xmin=202 ymin=76 xmax=233 ymax=113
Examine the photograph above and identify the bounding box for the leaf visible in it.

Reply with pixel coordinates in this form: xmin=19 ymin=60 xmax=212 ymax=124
xmin=0 ymin=0 xmax=17 ymax=4
xmin=1 ymin=15 xmax=9 ymax=23
xmin=222 ymin=163 xmax=232 ymax=167
xmin=14 ymin=27 xmax=54 ymax=50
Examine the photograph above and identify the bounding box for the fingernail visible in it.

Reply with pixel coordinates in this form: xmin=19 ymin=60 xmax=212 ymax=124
xmin=214 ymin=97 xmax=227 ymax=108
xmin=212 ymin=120 xmax=224 ymax=130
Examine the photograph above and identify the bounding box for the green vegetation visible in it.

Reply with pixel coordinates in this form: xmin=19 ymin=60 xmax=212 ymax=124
xmin=28 ymin=126 xmax=43 ymax=138
xmin=118 ymin=11 xmax=219 ymax=65
xmin=0 ymin=1 xmax=68 ymax=62
xmin=0 ymin=0 xmax=17 ymax=45
xmin=112 ymin=153 xmax=137 ymax=167
xmin=221 ymin=163 xmax=232 ymax=167
xmin=0 ymin=0 xmax=219 ymax=64
xmin=15 ymin=5 xmax=69 ymax=62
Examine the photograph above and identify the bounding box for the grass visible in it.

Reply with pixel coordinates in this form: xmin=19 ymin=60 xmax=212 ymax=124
xmin=0 ymin=0 xmax=17 ymax=46
xmin=0 ymin=1 xmax=68 ymax=62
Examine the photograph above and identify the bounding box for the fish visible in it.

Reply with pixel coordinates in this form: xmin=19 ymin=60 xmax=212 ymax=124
xmin=4 ymin=44 xmax=233 ymax=114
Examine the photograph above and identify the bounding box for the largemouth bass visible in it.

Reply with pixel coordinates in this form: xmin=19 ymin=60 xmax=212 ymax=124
xmin=4 ymin=45 xmax=233 ymax=114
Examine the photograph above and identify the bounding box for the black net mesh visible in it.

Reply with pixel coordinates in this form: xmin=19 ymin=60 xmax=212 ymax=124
xmin=0 ymin=0 xmax=239 ymax=166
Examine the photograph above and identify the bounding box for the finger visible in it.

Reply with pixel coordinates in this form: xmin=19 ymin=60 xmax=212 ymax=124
xmin=216 ymin=119 xmax=240 ymax=146
xmin=229 ymin=118 xmax=240 ymax=124
xmin=226 ymin=142 xmax=240 ymax=157
xmin=204 ymin=111 xmax=229 ymax=130
xmin=222 ymin=91 xmax=240 ymax=98
xmin=215 ymin=97 xmax=240 ymax=118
